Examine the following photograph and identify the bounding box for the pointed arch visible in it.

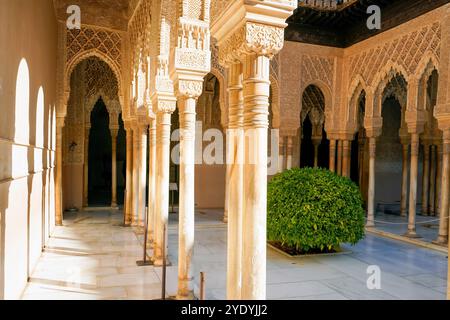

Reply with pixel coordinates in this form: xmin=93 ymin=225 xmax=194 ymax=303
xmin=64 ymin=50 xmax=123 ymax=116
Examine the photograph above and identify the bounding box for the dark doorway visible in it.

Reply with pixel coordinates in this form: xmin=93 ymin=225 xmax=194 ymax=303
xmin=117 ymin=114 xmax=126 ymax=205
xmin=300 ymin=116 xmax=314 ymax=168
xmin=88 ymin=98 xmax=112 ymax=206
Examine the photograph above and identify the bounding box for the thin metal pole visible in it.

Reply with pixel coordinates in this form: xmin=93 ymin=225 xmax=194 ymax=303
xmin=200 ymin=272 xmax=206 ymax=300
xmin=143 ymin=206 xmax=148 ymax=263
xmin=162 ymin=224 xmax=167 ymax=300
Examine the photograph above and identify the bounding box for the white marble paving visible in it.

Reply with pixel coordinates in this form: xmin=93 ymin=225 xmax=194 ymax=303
xmin=21 ymin=208 xmax=448 ymax=300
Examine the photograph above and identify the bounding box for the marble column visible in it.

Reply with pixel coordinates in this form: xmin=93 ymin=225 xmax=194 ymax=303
xmin=358 ymin=136 xmax=365 ymax=187
xmin=132 ymin=127 xmax=140 ymax=225
xmin=435 ymin=143 xmax=443 ymax=218
xmin=278 ymin=136 xmax=285 ymax=173
xmin=83 ymin=125 xmax=90 ymax=207
xmin=400 ymin=143 xmax=409 ymax=217
xmin=342 ymin=140 xmax=351 ymax=178
xmin=55 ymin=117 xmax=65 ymax=226
xmin=241 ymin=53 xmax=270 ymax=300
xmin=329 ymin=139 xmax=336 ymax=172
xmin=337 ymin=140 xmax=343 ymax=175
xmin=313 ymin=140 xmax=320 ymax=168
xmin=435 ymin=133 xmax=450 ymax=245
xmin=286 ymin=136 xmax=293 ymax=170
xmin=429 ymin=145 xmax=436 ymax=215
xmin=406 ymin=133 xmax=420 ymax=237
xmin=153 ymin=111 xmax=172 ymax=266
xmin=124 ymin=125 xmax=133 ymax=226
xmin=421 ymin=143 xmax=430 ymax=215
xmin=111 ymin=129 xmax=119 ymax=209
xmin=147 ymin=119 xmax=156 ymax=241
xmin=366 ymin=137 xmax=376 ymax=228
xmin=138 ymin=123 xmax=148 ymax=227
xmin=177 ymin=94 xmax=198 ymax=299
xmin=226 ymin=62 xmax=244 ymax=300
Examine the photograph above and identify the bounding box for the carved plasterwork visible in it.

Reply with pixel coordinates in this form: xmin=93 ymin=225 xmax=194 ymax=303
xmin=219 ymin=23 xmax=285 ymax=65
xmin=348 ymin=22 xmax=441 ymax=87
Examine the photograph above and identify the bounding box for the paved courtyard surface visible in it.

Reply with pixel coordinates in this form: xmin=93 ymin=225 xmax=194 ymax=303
xmin=22 ymin=209 xmax=447 ymax=300
xmin=372 ymin=211 xmax=442 ymax=243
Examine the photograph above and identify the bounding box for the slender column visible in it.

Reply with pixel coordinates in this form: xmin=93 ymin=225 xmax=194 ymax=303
xmin=400 ymin=143 xmax=409 ymax=217
xmin=421 ymin=143 xmax=430 ymax=215
xmin=153 ymin=112 xmax=172 ymax=266
xmin=342 ymin=140 xmax=351 ymax=177
xmin=366 ymin=137 xmax=376 ymax=228
xmin=138 ymin=124 xmax=148 ymax=227
xmin=286 ymin=136 xmax=293 ymax=169
xmin=429 ymin=145 xmax=436 ymax=215
xmin=329 ymin=139 xmax=336 ymax=172
xmin=435 ymin=133 xmax=450 ymax=245
xmin=111 ymin=129 xmax=119 ymax=209
xmin=313 ymin=140 xmax=320 ymax=168
xmin=406 ymin=133 xmax=420 ymax=237
xmin=241 ymin=53 xmax=270 ymax=300
xmin=132 ymin=127 xmax=140 ymax=225
xmin=147 ymin=119 xmax=156 ymax=241
xmin=337 ymin=140 xmax=343 ymax=175
xmin=358 ymin=136 xmax=365 ymax=187
xmin=176 ymin=95 xmax=198 ymax=299
xmin=435 ymin=143 xmax=443 ymax=217
xmin=124 ymin=125 xmax=133 ymax=226
xmin=226 ymin=62 xmax=244 ymax=300
xmin=278 ymin=136 xmax=285 ymax=173
xmin=55 ymin=117 xmax=65 ymax=226
xmin=83 ymin=126 xmax=90 ymax=207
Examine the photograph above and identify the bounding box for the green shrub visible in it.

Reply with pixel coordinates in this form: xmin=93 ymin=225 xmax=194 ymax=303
xmin=267 ymin=167 xmax=365 ymax=253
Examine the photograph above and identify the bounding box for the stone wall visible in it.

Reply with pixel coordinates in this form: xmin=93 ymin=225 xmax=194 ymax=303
xmin=0 ymin=0 xmax=58 ymax=299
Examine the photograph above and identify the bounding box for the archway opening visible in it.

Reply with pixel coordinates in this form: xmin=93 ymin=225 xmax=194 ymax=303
xmin=300 ymin=84 xmax=328 ymax=169
xmin=88 ymin=98 xmax=112 ymax=206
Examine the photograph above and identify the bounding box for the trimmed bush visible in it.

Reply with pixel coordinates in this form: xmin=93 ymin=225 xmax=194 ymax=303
xmin=267 ymin=167 xmax=365 ymax=254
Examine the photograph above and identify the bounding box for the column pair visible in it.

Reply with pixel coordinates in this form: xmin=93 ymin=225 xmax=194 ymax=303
xmin=124 ymin=122 xmax=133 ymax=226
xmin=225 ymin=53 xmax=272 ymax=300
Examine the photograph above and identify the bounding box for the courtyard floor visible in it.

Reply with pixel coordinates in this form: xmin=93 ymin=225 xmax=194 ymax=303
xmin=21 ymin=209 xmax=448 ymax=300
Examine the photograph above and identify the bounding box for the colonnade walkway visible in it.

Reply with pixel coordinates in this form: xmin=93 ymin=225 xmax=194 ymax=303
xmin=21 ymin=209 xmax=447 ymax=300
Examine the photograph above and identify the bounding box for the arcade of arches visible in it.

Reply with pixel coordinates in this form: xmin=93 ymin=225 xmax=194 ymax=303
xmin=1 ymin=0 xmax=450 ymax=300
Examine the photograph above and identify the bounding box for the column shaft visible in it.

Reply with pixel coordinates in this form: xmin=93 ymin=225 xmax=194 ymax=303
xmin=241 ymin=53 xmax=270 ymax=300
xmin=366 ymin=137 xmax=376 ymax=228
xmin=313 ymin=141 xmax=320 ymax=168
xmin=111 ymin=130 xmax=118 ymax=208
xmin=342 ymin=140 xmax=351 ymax=177
xmin=147 ymin=119 xmax=156 ymax=241
xmin=132 ymin=128 xmax=140 ymax=225
xmin=125 ymin=128 xmax=133 ymax=225
xmin=435 ymin=137 xmax=449 ymax=244
xmin=429 ymin=145 xmax=436 ymax=215
xmin=329 ymin=140 xmax=336 ymax=172
xmin=55 ymin=121 xmax=64 ymax=226
xmin=337 ymin=140 xmax=343 ymax=175
xmin=400 ymin=144 xmax=409 ymax=217
xmin=177 ymin=97 xmax=197 ymax=299
xmin=138 ymin=125 xmax=148 ymax=227
xmin=286 ymin=137 xmax=293 ymax=170
xmin=153 ymin=112 xmax=172 ymax=266
xmin=278 ymin=136 xmax=285 ymax=173
xmin=421 ymin=144 xmax=430 ymax=215
xmin=436 ymin=144 xmax=443 ymax=217
xmin=83 ymin=127 xmax=90 ymax=207
xmin=406 ymin=133 xmax=420 ymax=237
xmin=226 ymin=62 xmax=243 ymax=300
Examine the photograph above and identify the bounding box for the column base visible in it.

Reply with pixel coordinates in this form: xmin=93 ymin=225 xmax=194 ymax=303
xmin=111 ymin=204 xmax=119 ymax=210
xmin=432 ymin=235 xmax=448 ymax=246
xmin=175 ymin=291 xmax=196 ymax=300
xmin=404 ymin=230 xmax=421 ymax=238
xmin=223 ymin=216 xmax=228 ymax=223
xmin=365 ymin=221 xmax=375 ymax=228
xmin=153 ymin=257 xmax=172 ymax=267
xmin=400 ymin=211 xmax=407 ymax=217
